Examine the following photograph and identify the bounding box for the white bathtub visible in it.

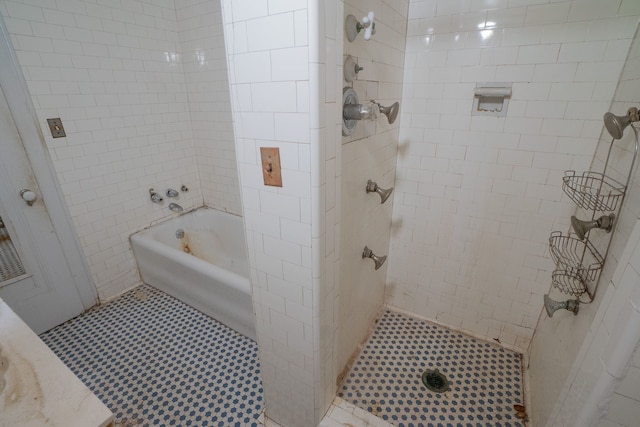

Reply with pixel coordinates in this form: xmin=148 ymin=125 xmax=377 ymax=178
xmin=130 ymin=208 xmax=256 ymax=340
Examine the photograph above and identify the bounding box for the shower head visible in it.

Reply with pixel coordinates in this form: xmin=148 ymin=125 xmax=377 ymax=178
xmin=366 ymin=179 xmax=393 ymax=204
xmin=603 ymin=107 xmax=639 ymax=139
xmin=375 ymin=101 xmax=400 ymax=124
xmin=604 ymin=112 xmax=631 ymax=139
xmin=571 ymin=214 xmax=615 ymax=241
xmin=544 ymin=294 xmax=579 ymax=318
xmin=362 ymin=246 xmax=387 ymax=270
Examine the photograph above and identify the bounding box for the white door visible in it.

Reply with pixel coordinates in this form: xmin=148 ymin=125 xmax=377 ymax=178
xmin=0 ymin=85 xmax=86 ymax=334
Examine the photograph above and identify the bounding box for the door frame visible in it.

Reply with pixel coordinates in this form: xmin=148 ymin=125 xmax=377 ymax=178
xmin=0 ymin=14 xmax=97 ymax=309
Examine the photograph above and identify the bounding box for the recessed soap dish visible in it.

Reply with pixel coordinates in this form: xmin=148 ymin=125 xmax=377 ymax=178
xmin=472 ymin=83 xmax=512 ymax=117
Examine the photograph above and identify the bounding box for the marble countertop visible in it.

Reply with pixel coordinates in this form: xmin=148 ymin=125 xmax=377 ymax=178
xmin=0 ymin=298 xmax=113 ymax=427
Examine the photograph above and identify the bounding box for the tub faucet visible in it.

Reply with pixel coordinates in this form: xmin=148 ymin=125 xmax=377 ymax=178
xmin=166 ymin=188 xmax=179 ymax=198
xmin=169 ymin=202 xmax=183 ymax=213
xmin=149 ymin=188 xmax=163 ymax=203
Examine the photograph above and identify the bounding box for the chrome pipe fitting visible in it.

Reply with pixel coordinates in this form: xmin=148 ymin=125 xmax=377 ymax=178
xmin=166 ymin=188 xmax=179 ymax=198
xmin=362 ymin=246 xmax=387 ymax=270
xmin=366 ymin=179 xmax=393 ymax=204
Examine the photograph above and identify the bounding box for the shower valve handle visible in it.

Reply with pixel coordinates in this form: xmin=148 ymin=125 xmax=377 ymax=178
xmin=360 ymin=12 xmax=375 ymax=40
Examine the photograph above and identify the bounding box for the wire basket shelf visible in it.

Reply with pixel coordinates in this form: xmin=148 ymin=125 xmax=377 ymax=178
xmin=549 ymin=231 xmax=604 ymax=284
xmin=551 ymin=268 xmax=589 ymax=298
xmin=562 ymin=171 xmax=625 ymax=212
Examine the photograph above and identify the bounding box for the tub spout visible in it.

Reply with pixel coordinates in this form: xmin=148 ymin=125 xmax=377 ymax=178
xmin=168 ymin=203 xmax=183 ymax=213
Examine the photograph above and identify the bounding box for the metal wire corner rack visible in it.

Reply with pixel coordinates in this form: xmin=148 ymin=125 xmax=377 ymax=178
xmin=551 ymin=269 xmax=589 ymax=299
xmin=549 ymin=110 xmax=639 ymax=306
xmin=548 ymin=231 xmax=604 ymax=300
xmin=562 ymin=171 xmax=625 ymax=212
xmin=549 ymin=232 xmax=604 ymax=277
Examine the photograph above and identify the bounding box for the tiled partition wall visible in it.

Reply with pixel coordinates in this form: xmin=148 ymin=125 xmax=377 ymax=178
xmin=176 ymin=0 xmax=241 ymax=214
xmin=0 ymin=0 xmax=203 ymax=299
xmin=529 ymin=21 xmax=640 ymax=427
xmin=388 ymin=0 xmax=640 ymax=351
xmin=220 ymin=0 xmax=342 ymax=425
xmin=338 ymin=0 xmax=408 ymax=373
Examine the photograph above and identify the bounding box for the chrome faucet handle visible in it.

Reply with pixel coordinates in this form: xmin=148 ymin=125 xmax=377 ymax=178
xmin=166 ymin=188 xmax=179 ymax=198
xmin=149 ymin=188 xmax=163 ymax=203
xmin=168 ymin=202 xmax=184 ymax=213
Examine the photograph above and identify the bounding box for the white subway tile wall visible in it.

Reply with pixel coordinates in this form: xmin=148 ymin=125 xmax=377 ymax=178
xmin=220 ymin=0 xmax=342 ymax=425
xmin=176 ymin=0 xmax=241 ymax=215
xmin=338 ymin=0 xmax=409 ymax=374
xmin=0 ymin=0 xmax=208 ymax=300
xmin=598 ymin=346 xmax=640 ymax=427
xmin=529 ymin=17 xmax=640 ymax=427
xmin=389 ymin=0 xmax=640 ymax=354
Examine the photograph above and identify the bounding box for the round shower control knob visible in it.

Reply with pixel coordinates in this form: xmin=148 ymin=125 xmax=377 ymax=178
xmin=19 ymin=189 xmax=37 ymax=206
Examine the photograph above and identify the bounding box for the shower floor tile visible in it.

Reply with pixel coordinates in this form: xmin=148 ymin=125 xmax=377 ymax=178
xmin=338 ymin=311 xmax=525 ymax=427
xmin=40 ymin=284 xmax=263 ymax=427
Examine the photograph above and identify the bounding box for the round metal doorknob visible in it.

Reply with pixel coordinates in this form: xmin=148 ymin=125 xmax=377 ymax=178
xmin=20 ymin=189 xmax=37 ymax=206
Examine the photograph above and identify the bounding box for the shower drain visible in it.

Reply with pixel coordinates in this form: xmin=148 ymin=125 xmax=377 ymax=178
xmin=421 ymin=369 xmax=449 ymax=393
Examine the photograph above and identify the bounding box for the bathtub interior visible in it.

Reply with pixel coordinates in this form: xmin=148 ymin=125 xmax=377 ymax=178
xmin=144 ymin=209 xmax=250 ymax=279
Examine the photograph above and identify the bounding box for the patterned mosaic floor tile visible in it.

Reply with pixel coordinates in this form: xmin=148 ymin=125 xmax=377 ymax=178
xmin=40 ymin=284 xmax=263 ymax=427
xmin=338 ymin=311 xmax=525 ymax=427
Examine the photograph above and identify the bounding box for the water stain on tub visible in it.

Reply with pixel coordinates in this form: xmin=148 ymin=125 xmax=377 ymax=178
xmin=180 ymin=236 xmax=196 ymax=257
xmin=180 ymin=236 xmax=208 ymax=262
